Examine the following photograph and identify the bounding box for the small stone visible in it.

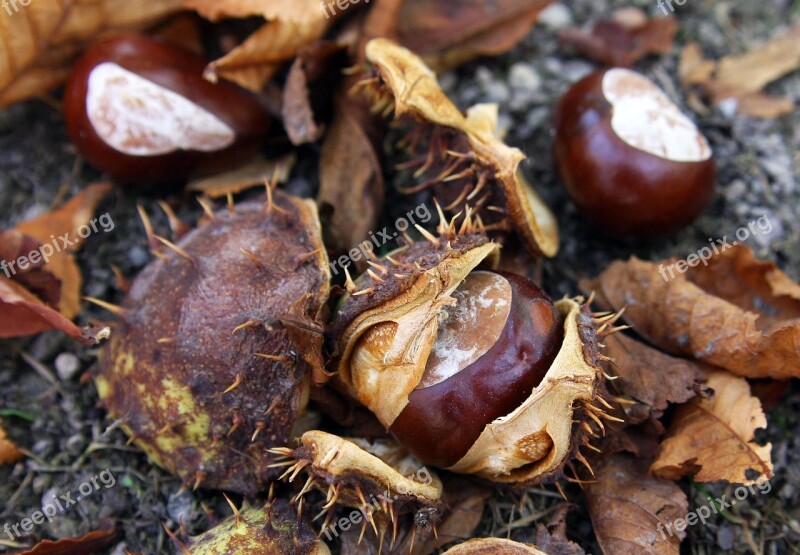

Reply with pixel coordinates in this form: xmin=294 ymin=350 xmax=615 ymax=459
xmin=55 ymin=352 xmax=82 ymax=381
xmin=167 ymin=489 xmax=196 ymax=525
xmin=65 ymin=433 xmax=87 ymax=456
xmin=127 ymin=245 xmax=150 ymax=267
xmin=716 ymin=524 xmax=736 ymax=550
xmin=509 ymin=63 xmax=542 ymax=93
xmin=485 ymin=82 xmax=510 ymax=104
xmin=32 ymin=439 xmax=55 ymax=457
xmin=32 ymin=474 xmax=53 ymax=495
xmin=538 ymin=3 xmax=572 ymax=30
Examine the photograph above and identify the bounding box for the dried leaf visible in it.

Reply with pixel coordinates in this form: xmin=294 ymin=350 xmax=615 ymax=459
xmin=559 ymin=9 xmax=677 ymax=67
xmin=585 ymin=455 xmax=688 ymax=555
xmin=282 ymin=41 xmax=347 ymax=145
xmin=651 ymin=369 xmax=773 ymax=485
xmin=603 ymin=333 xmax=706 ymax=424
xmin=186 ymin=154 xmax=295 ymax=198
xmin=0 ymin=0 xmax=183 ymax=108
xmin=366 ymin=0 xmax=555 ymax=70
xmin=534 ymin=504 xmax=585 ymax=555
xmin=317 ymin=83 xmax=385 ymax=256
xmin=581 ymin=245 xmax=800 ymax=379
xmin=679 ymin=24 xmax=800 ymax=118
xmin=185 ymin=0 xmax=334 ymax=91
xmin=0 ymin=277 xmax=84 ymax=340
xmin=0 ymin=230 xmax=61 ymax=308
xmin=17 ymin=525 xmax=117 ymax=555
xmin=15 ymin=183 xmax=112 ymax=318
xmin=0 ymin=423 xmax=24 ymax=464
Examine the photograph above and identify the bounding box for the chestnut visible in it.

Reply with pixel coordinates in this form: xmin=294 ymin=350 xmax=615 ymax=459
xmin=389 ymin=270 xmax=562 ymax=468
xmin=64 ymin=34 xmax=272 ymax=183
xmin=553 ymin=67 xmax=716 ymax=238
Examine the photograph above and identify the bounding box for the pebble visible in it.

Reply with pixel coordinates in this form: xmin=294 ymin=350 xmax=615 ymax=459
xmin=127 ymin=245 xmax=150 ymax=268
xmin=167 ymin=490 xmax=196 ymax=526
xmin=65 ymin=433 xmax=87 ymax=456
xmin=717 ymin=525 xmax=736 ymax=549
xmin=538 ymin=3 xmax=573 ymax=30
xmin=509 ymin=63 xmax=542 ymax=93
xmin=55 ymin=353 xmax=81 ymax=381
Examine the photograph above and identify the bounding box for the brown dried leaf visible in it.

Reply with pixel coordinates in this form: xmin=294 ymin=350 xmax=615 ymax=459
xmin=0 ymin=0 xmax=183 ymax=108
xmin=559 ymin=9 xmax=677 ymax=67
xmin=186 ymin=154 xmax=295 ymax=198
xmin=603 ymin=333 xmax=706 ymax=423
xmin=15 ymin=183 xmax=112 ymax=318
xmin=679 ymin=24 xmax=800 ymax=118
xmin=585 ymin=455 xmax=688 ymax=555
xmin=534 ymin=504 xmax=585 ymax=555
xmin=0 ymin=277 xmax=84 ymax=340
xmin=17 ymin=525 xmax=117 ymax=555
xmin=366 ymin=0 xmax=555 ymax=70
xmin=0 ymin=423 xmax=24 ymax=464
xmin=0 ymin=230 xmax=61 ymax=308
xmin=651 ymin=369 xmax=773 ymax=485
xmin=581 ymin=245 xmax=800 ymax=379
xmin=317 ymin=82 xmax=385 ymax=256
xmin=185 ymin=0 xmax=334 ymax=91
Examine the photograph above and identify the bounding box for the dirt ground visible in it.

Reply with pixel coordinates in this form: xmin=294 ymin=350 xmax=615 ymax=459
xmin=1 ymin=0 xmax=799 ymax=553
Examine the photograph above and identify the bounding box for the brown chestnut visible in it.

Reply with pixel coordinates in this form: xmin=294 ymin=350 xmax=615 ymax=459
xmin=389 ymin=270 xmax=562 ymax=468
xmin=553 ymin=68 xmax=716 ymax=238
xmin=64 ymin=34 xmax=272 ymax=183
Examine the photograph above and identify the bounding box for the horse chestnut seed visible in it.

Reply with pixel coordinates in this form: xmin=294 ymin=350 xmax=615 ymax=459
xmin=554 ymin=68 xmax=716 ymax=238
xmin=64 ymin=34 xmax=272 ymax=183
xmin=389 ymin=271 xmax=562 ymax=468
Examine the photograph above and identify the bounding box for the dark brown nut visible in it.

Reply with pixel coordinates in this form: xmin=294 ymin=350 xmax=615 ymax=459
xmin=64 ymin=34 xmax=272 ymax=183
xmin=554 ymin=67 xmax=716 ymax=238
xmin=329 ymin=217 xmax=615 ymax=484
xmin=93 ymin=190 xmax=330 ymax=495
xmin=170 ymin=500 xmax=330 ymax=555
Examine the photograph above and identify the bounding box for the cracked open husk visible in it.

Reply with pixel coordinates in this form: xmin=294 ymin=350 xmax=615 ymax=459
xmin=331 ymin=230 xmax=607 ymax=484
xmin=359 ymin=38 xmax=559 ymax=257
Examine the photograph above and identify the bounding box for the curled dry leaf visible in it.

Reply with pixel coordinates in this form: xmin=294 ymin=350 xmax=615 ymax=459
xmin=651 ymin=369 xmax=773 ymax=485
xmin=585 ymin=455 xmax=688 ymax=555
xmin=186 ymin=154 xmax=295 ymax=198
xmin=581 ymin=245 xmax=800 ymax=379
xmin=533 ymin=503 xmax=585 ymax=555
xmin=16 ymin=525 xmax=117 ymax=555
xmin=364 ymin=0 xmax=555 ymax=70
xmin=361 ymin=38 xmax=559 ymax=257
xmin=679 ymin=24 xmax=800 ymax=118
xmin=0 ymin=0 xmax=183 ymax=108
xmin=558 ymin=8 xmax=677 ymax=68
xmin=0 ymin=278 xmax=84 ymax=340
xmin=183 ymin=0 xmax=334 ymax=92
xmin=15 ymin=182 xmax=113 ymax=318
xmin=0 ymin=423 xmax=24 ymax=464
xmin=603 ymin=333 xmax=707 ymax=425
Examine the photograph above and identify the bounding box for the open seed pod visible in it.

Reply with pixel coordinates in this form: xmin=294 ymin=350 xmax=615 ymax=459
xmin=356 ymin=38 xmax=559 ymax=257
xmin=270 ymin=431 xmax=444 ymax=538
xmin=93 ymin=190 xmax=330 ymax=495
xmin=330 ymin=219 xmax=611 ymax=484
xmin=170 ymin=500 xmax=330 ymax=554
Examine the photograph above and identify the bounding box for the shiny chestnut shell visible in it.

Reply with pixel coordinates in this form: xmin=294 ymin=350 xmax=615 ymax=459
xmin=389 ymin=271 xmax=562 ymax=468
xmin=64 ymin=34 xmax=272 ymax=183
xmin=553 ymin=68 xmax=716 ymax=238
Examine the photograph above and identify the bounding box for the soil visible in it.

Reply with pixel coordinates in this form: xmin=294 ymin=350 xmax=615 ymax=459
xmin=1 ymin=0 xmax=799 ymax=554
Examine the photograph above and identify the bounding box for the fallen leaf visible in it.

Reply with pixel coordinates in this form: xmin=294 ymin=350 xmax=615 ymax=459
xmin=603 ymin=333 xmax=707 ymax=424
xmin=15 ymin=183 xmax=112 ymax=319
xmin=0 ymin=423 xmax=24 ymax=464
xmin=679 ymin=24 xmax=800 ymax=118
xmin=559 ymin=8 xmax=677 ymax=67
xmin=585 ymin=455 xmax=688 ymax=555
xmin=534 ymin=504 xmax=585 ymax=555
xmin=184 ymin=0 xmax=336 ymax=92
xmin=282 ymin=41 xmax=347 ymax=145
xmin=0 ymin=230 xmax=61 ymax=308
xmin=186 ymin=154 xmax=295 ymax=198
xmin=365 ymin=0 xmax=555 ymax=70
xmin=317 ymin=81 xmax=385 ymax=257
xmin=17 ymin=525 xmax=117 ymax=555
xmin=581 ymin=245 xmax=800 ymax=379
xmin=0 ymin=277 xmax=84 ymax=340
xmin=651 ymin=369 xmax=773 ymax=485
xmin=0 ymin=0 xmax=183 ymax=108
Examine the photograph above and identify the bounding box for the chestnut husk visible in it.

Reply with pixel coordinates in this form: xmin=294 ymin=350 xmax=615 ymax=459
xmin=93 ymin=190 xmax=330 ymax=495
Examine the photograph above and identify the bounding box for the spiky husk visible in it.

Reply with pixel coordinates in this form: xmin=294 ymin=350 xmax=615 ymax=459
xmin=358 ymin=38 xmax=559 ymax=258
xmin=173 ymin=501 xmax=329 ymax=555
xmin=94 ymin=192 xmax=330 ymax=495
xmin=441 ymin=538 xmax=547 ymax=555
